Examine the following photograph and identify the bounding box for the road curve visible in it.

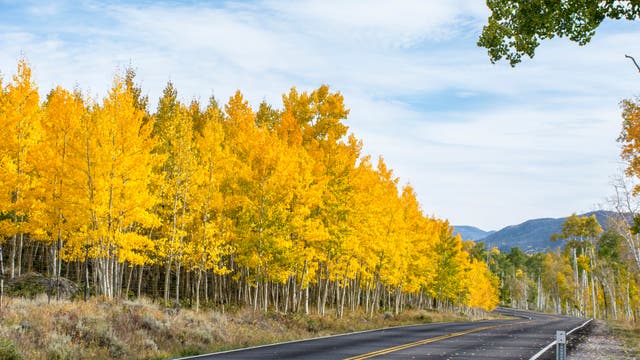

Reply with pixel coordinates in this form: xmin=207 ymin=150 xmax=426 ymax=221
xmin=178 ymin=308 xmax=588 ymax=360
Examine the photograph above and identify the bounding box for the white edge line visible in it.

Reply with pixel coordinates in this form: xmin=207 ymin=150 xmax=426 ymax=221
xmin=174 ymin=318 xmax=511 ymax=360
xmin=528 ymin=318 xmax=593 ymax=360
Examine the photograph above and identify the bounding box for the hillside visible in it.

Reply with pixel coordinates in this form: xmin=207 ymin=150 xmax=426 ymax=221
xmin=452 ymin=226 xmax=495 ymax=241
xmin=472 ymin=210 xmax=619 ymax=253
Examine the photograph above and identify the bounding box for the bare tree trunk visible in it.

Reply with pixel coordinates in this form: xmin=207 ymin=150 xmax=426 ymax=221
xmin=195 ymin=269 xmax=202 ymax=312
xmin=204 ymin=270 xmax=208 ymax=304
xmin=175 ymin=261 xmax=181 ymax=304
xmin=394 ymin=287 xmax=401 ymax=315
xmin=0 ymin=244 xmax=5 ymax=314
xmin=305 ymin=287 xmax=309 ymax=315
xmin=264 ymin=281 xmax=269 ymax=313
xmin=321 ymin=272 xmax=330 ymax=316
xmin=27 ymin=242 xmax=37 ymax=273
xmin=339 ymin=283 xmax=347 ymax=318
xmin=164 ymin=258 xmax=172 ymax=306
xmin=137 ymin=265 xmax=144 ymax=298
xmin=125 ymin=263 xmax=134 ymax=299
xmin=10 ymin=234 xmax=16 ymax=280
xmin=253 ymin=280 xmax=259 ymax=312
xmin=17 ymin=233 xmax=23 ymax=277
xmin=84 ymin=250 xmax=90 ymax=301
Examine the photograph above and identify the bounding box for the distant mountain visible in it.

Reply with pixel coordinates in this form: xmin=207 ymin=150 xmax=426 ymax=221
xmin=478 ymin=210 xmax=620 ymax=253
xmin=452 ymin=225 xmax=495 ymax=241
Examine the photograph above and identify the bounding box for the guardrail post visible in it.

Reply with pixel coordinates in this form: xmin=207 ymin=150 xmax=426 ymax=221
xmin=556 ymin=330 xmax=566 ymax=360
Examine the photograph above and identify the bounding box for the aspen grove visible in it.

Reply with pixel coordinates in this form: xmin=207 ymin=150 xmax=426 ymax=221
xmin=0 ymin=60 xmax=499 ymax=315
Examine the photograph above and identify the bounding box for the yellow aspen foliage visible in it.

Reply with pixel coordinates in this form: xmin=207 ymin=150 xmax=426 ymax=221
xmin=70 ymin=75 xmax=159 ymax=298
xmin=430 ymin=224 xmax=468 ymax=306
xmin=227 ymin=92 xmax=298 ymax=287
xmin=31 ymin=87 xmax=86 ymax=273
xmin=277 ymin=115 xmax=325 ymax=291
xmin=186 ymin=117 xmax=233 ymax=275
xmin=465 ymin=259 xmax=499 ymax=310
xmin=0 ymin=59 xmax=504 ymax=313
xmin=152 ymin=82 xmax=198 ymax=304
xmin=620 ymin=98 xmax=640 ymax=193
xmin=400 ymin=185 xmax=437 ymax=294
xmin=0 ymin=59 xmax=41 ymax=231
xmin=0 ymin=59 xmax=42 ymax=278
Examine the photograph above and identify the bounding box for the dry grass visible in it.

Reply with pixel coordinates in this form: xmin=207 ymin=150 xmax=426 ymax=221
xmin=0 ymin=296 xmax=491 ymax=359
xmin=609 ymin=320 xmax=640 ymax=357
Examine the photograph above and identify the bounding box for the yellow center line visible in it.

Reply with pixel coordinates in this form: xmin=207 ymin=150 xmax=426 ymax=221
xmin=344 ymin=320 xmax=534 ymax=360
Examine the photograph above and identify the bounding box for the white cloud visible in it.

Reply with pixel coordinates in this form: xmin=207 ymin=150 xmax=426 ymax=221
xmin=264 ymin=0 xmax=487 ymax=47
xmin=0 ymin=1 xmax=634 ymax=229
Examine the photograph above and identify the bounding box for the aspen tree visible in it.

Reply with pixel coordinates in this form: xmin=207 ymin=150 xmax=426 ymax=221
xmin=75 ymin=76 xmax=159 ymax=298
xmin=187 ymin=116 xmax=233 ymax=311
xmin=153 ymin=84 xmax=197 ymax=305
xmin=32 ymin=87 xmax=85 ymax=298
xmin=0 ymin=59 xmax=41 ymax=279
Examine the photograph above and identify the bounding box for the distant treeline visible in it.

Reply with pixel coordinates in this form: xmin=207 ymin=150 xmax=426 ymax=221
xmin=482 ymin=214 xmax=640 ymax=321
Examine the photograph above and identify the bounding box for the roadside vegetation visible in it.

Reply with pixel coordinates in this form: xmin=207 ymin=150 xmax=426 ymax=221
xmin=0 ymin=295 xmax=485 ymax=360
xmin=609 ymin=321 xmax=640 ymax=357
xmin=0 ymin=59 xmax=501 ymax=358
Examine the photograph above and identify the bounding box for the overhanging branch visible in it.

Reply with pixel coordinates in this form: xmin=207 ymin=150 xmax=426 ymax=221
xmin=625 ymin=54 xmax=640 ymax=73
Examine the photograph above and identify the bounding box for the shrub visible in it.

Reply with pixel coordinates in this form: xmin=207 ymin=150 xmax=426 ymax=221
xmin=46 ymin=333 xmax=74 ymax=360
xmin=108 ymin=337 xmax=128 ymax=359
xmin=141 ymin=314 xmax=165 ymax=332
xmin=142 ymin=337 xmax=158 ymax=352
xmin=0 ymin=337 xmax=21 ymax=360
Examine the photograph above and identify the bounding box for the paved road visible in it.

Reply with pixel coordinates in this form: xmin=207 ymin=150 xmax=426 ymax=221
xmin=179 ymin=308 xmax=589 ymax=360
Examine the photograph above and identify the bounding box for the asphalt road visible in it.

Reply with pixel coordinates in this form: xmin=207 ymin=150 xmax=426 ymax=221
xmin=179 ymin=308 xmax=589 ymax=360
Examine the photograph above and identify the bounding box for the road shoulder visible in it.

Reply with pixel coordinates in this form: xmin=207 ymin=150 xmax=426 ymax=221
xmin=568 ymin=320 xmax=635 ymax=359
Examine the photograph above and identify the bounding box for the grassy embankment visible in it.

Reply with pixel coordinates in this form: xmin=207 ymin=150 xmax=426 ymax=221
xmin=0 ymin=295 xmax=491 ymax=360
xmin=609 ymin=321 xmax=640 ymax=357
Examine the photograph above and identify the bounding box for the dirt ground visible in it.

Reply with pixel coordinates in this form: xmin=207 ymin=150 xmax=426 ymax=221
xmin=568 ymin=320 xmax=635 ymax=360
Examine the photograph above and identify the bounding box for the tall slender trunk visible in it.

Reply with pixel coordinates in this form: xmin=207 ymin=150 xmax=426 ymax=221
xmin=321 ymin=267 xmax=330 ymax=316
xmin=56 ymin=236 xmax=62 ymax=301
xmin=305 ymin=287 xmax=309 ymax=315
xmin=0 ymin=244 xmax=5 ymax=313
xmin=253 ymin=279 xmax=260 ymax=312
xmin=196 ymin=269 xmax=202 ymax=312
xmin=17 ymin=233 xmax=23 ymax=277
xmin=394 ymin=286 xmax=401 ymax=315
xmin=10 ymin=234 xmax=17 ymax=279
xmin=339 ymin=282 xmax=347 ymax=318
xmin=84 ymin=248 xmax=90 ymax=301
xmin=125 ymin=263 xmax=134 ymax=299
xmin=175 ymin=261 xmax=181 ymax=304
xmin=137 ymin=265 xmax=144 ymax=298
xmin=164 ymin=258 xmax=172 ymax=306
xmin=264 ymin=281 xmax=269 ymax=313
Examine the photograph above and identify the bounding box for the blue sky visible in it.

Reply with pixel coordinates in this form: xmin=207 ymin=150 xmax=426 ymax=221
xmin=1 ymin=0 xmax=639 ymax=230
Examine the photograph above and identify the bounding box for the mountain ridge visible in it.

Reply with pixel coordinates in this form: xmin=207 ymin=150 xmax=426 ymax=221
xmin=451 ymin=225 xmax=495 ymax=241
xmin=454 ymin=210 xmax=620 ymax=253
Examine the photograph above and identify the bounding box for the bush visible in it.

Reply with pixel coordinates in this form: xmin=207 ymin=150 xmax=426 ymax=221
xmin=46 ymin=333 xmax=74 ymax=360
xmin=7 ymin=272 xmax=79 ymax=299
xmin=0 ymin=337 xmax=21 ymax=360
xmin=108 ymin=338 xmax=128 ymax=359
xmin=141 ymin=314 xmax=165 ymax=332
xmin=76 ymin=316 xmax=121 ymax=349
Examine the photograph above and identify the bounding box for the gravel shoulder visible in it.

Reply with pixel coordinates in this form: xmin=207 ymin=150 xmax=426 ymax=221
xmin=569 ymin=320 xmax=635 ymax=360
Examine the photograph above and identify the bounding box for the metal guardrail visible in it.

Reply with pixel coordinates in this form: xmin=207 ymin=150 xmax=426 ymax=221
xmin=529 ymin=319 xmax=593 ymax=360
